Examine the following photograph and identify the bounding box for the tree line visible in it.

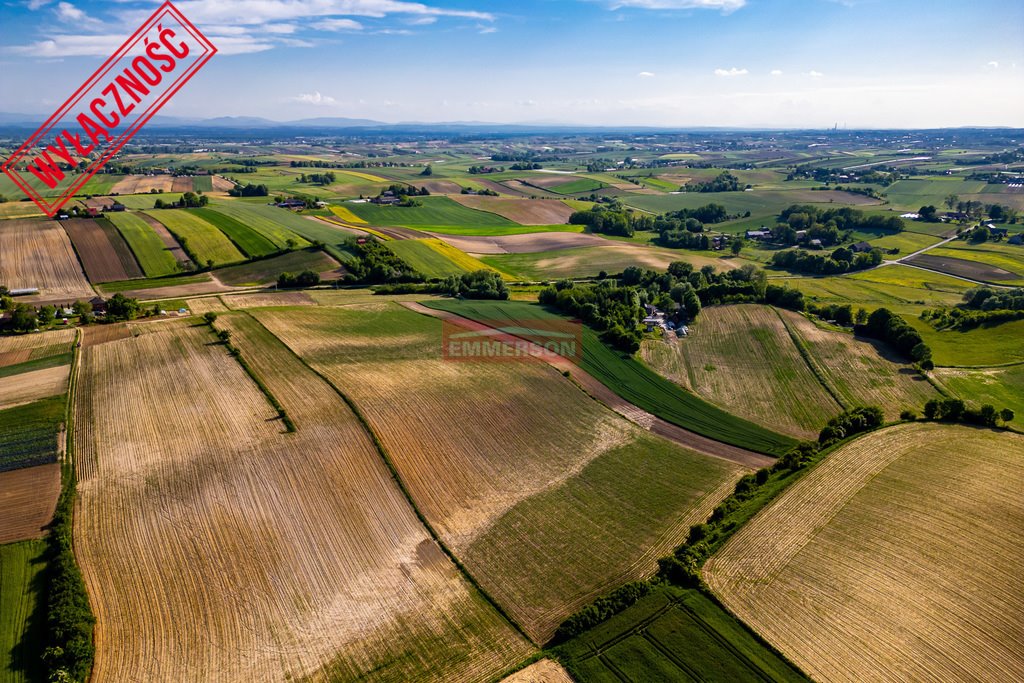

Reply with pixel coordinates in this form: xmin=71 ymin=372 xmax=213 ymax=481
xmin=920 ymin=287 xmax=1024 ymax=331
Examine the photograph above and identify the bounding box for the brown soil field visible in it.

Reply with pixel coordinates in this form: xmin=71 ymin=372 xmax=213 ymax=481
xmin=908 ymin=253 xmax=1018 ymax=281
xmin=110 ymin=277 xmax=234 ymax=301
xmin=81 ymin=323 xmax=135 ymax=348
xmin=255 ymin=303 xmax=745 ymax=641
xmin=184 ymin=296 xmax=229 ymax=315
xmin=416 ymin=179 xmax=463 ymax=194
xmin=211 ymin=176 xmax=236 ymax=192
xmin=0 ymin=219 xmax=94 ymax=302
xmin=222 ymin=291 xmax=316 ymax=309
xmin=171 ymin=177 xmax=194 ymax=193
xmin=501 ymin=179 xmax=552 ymax=196
xmin=0 ymin=463 xmax=61 ymax=543
xmin=705 ymin=423 xmax=1024 ymax=683
xmin=0 ymin=328 xmax=76 ymax=364
xmin=61 ymin=218 xmax=142 ymax=282
xmin=110 ymin=175 xmax=177 ymax=194
xmin=139 ymin=213 xmax=193 ymax=266
xmin=642 ymin=304 xmax=841 ymax=439
xmin=437 ymin=231 xmax=610 ymax=255
xmin=450 ymin=196 xmax=575 ymax=225
xmin=0 ymin=364 xmax=70 ymax=410
xmin=477 ymin=179 xmax=530 ymax=197
xmin=500 ymin=659 xmax=573 ymax=683
xmin=74 ymin=320 xmax=529 ymax=682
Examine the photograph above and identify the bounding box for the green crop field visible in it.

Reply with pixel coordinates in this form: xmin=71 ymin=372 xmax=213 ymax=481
xmin=621 ymin=189 xmax=876 ymax=219
xmin=865 ymin=231 xmax=942 ymax=254
xmin=481 ymin=244 xmax=732 ymax=281
xmin=847 ymin=264 xmax=973 ymax=295
xmin=79 ymin=174 xmax=125 ymax=196
xmin=934 ymin=364 xmax=1024 ymax=422
xmin=0 ymin=540 xmax=47 ymax=683
xmin=343 ymin=196 xmax=517 ymax=228
xmin=105 ymin=212 xmax=179 ymax=277
xmin=215 ymin=249 xmax=339 ymax=286
xmin=201 ymin=202 xmax=312 ymax=250
xmin=546 ymin=178 xmax=606 ymax=195
xmin=426 ymin=300 xmax=797 ymax=455
xmin=384 ymin=239 xmax=494 ymax=278
xmin=189 ymin=208 xmax=278 ymax=258
xmin=785 ymin=271 xmax=964 ymax=311
xmin=905 ymin=316 xmax=1024 ymax=367
xmin=143 ymin=210 xmax=245 ymax=267
xmin=95 ymin=272 xmax=212 ymax=295
xmin=192 ymin=176 xmax=213 ymax=192
xmin=0 ymin=396 xmax=65 ymax=472
xmin=113 ymin=193 xmax=184 ymax=209
xmin=554 ymin=586 xmax=808 ymax=682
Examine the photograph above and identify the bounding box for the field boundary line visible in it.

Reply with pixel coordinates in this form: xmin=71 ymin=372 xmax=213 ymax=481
xmin=773 ymin=308 xmax=848 ymax=411
xmin=238 ymin=311 xmax=539 ymax=649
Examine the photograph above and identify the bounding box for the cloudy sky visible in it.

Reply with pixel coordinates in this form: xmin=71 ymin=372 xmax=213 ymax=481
xmin=1 ymin=0 xmax=1021 ymax=128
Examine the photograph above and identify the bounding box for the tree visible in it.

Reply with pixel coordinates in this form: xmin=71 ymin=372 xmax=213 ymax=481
xmin=420 ymin=164 xmax=433 ymax=176
xmin=105 ymin=293 xmax=140 ymax=320
xmin=944 ymin=194 xmax=958 ymax=211
xmin=1000 ymin=408 xmax=1014 ymax=424
xmin=203 ymin=312 xmax=218 ymax=325
xmin=10 ymin=304 xmax=37 ymax=332
xmin=730 ymin=239 xmax=742 ymax=256
xmin=37 ymin=305 xmax=56 ymax=325
xmin=918 ymin=205 xmax=940 ymax=222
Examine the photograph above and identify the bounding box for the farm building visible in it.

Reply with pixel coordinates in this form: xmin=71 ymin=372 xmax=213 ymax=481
xmin=9 ymin=287 xmax=40 ymax=296
xmin=90 ymin=296 xmax=107 ymax=314
xmin=746 ymin=229 xmax=771 ymax=240
xmin=851 ymin=241 xmax=873 ymax=253
xmin=989 ymin=226 xmax=1008 ymax=237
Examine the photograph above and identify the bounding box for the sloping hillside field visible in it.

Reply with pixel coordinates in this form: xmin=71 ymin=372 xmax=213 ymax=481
xmin=705 ymin=423 xmax=1024 ymax=682
xmin=74 ymin=321 xmax=529 ymax=682
xmin=252 ymin=302 xmax=744 ymax=642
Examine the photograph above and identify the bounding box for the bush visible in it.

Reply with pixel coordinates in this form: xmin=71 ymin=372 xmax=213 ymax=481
xmin=277 ymin=270 xmax=321 ymax=289
xmin=552 ymin=582 xmax=655 ymax=644
xmin=818 ymin=406 xmax=884 ymax=446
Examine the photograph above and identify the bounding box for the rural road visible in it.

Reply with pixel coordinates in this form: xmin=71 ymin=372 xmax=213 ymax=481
xmin=403 ymin=302 xmax=774 ymax=470
xmin=872 ymin=232 xmax=1014 ymax=288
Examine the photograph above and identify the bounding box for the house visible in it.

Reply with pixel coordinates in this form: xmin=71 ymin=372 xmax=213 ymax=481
xmin=373 ymin=191 xmax=401 ymax=206
xmin=989 ymin=226 xmax=1008 ymax=238
xmin=276 ymin=199 xmax=305 ymax=209
xmin=745 ymin=229 xmax=772 ymax=240
xmin=808 ymin=239 xmax=823 ymax=248
xmin=900 ymin=212 xmax=920 ymax=219
xmin=86 ymin=207 xmax=99 ymax=217
xmin=90 ymin=296 xmax=106 ymax=314
xmin=109 ymin=203 xmax=126 ymax=212
xmin=850 ymin=241 xmax=873 ymax=253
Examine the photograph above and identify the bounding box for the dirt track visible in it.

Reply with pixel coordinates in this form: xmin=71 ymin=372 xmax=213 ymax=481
xmin=403 ymin=302 xmax=772 ymax=470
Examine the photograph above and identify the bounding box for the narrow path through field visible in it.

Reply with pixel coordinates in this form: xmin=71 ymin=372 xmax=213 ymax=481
xmin=403 ymin=302 xmax=772 ymax=470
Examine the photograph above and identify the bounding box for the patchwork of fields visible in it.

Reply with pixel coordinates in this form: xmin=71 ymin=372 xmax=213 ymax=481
xmin=706 ymin=423 xmax=1024 ymax=682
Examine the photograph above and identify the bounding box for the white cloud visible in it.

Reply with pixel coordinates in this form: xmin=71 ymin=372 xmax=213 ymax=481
xmin=477 ymin=24 xmax=497 ymax=34
xmin=292 ymin=91 xmax=336 ymax=106
xmin=714 ymin=67 xmax=748 ymax=77
xmin=27 ymin=0 xmax=53 ymax=10
xmin=171 ymin=0 xmax=494 ymax=26
xmin=608 ymin=0 xmax=745 ymax=12
xmin=806 ymin=70 xmax=824 ymax=78
xmin=5 ymin=34 xmax=124 ymax=57
xmin=319 ymin=18 xmax=364 ymax=31
xmin=55 ymin=1 xmax=100 ymax=26
xmin=405 ymin=16 xmax=437 ymax=25
xmin=770 ymin=69 xmax=783 ymax=76
xmin=638 ymin=71 xmax=655 ymax=78
xmin=986 ymin=61 xmax=999 ymax=69
xmin=263 ymin=23 xmax=299 ymax=34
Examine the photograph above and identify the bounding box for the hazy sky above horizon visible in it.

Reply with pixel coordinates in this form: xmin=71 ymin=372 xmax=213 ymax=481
xmin=0 ymin=0 xmax=1021 ymax=128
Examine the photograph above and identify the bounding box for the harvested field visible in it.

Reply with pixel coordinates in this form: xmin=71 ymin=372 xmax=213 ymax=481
xmin=417 ymin=179 xmax=464 ymax=195
xmin=482 ymin=244 xmax=736 ymax=280
xmin=705 ymin=423 xmax=1024 ymax=683
xmin=216 ymin=249 xmax=341 ymax=286
xmin=0 ymin=365 xmax=70 ymax=411
xmin=81 ymin=323 xmax=135 ymax=348
xmin=642 ymin=304 xmax=841 ymax=439
xmin=109 ymin=277 xmax=233 ymax=301
xmin=110 ymin=175 xmax=176 ymax=194
xmin=171 ymin=177 xmax=194 ymax=193
xmin=500 ymin=659 xmax=573 ymax=683
xmin=907 ymin=252 xmax=1020 ymax=282
xmin=437 ymin=231 xmax=609 ymax=255
xmin=185 ymin=297 xmax=229 ymax=315
xmin=211 ymin=176 xmax=236 ymax=192
xmin=450 ymin=196 xmax=575 ymax=225
xmin=0 ymin=219 xmax=94 ymax=302
xmin=0 ymin=463 xmax=60 ymax=543
xmin=222 ymin=291 xmax=317 ymax=309
xmin=61 ymin=218 xmax=142 ymax=282
xmin=74 ymin=321 xmax=529 ymax=682
xmin=0 ymin=329 xmax=76 ymax=366
xmin=255 ymin=303 xmax=743 ymax=642
xmin=781 ymin=310 xmax=940 ymax=418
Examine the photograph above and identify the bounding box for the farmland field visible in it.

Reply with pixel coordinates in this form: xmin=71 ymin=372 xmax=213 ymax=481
xmin=0 ymin=365 xmax=70 ymax=411
xmin=61 ymin=218 xmax=142 ymax=283
xmin=642 ymin=305 xmax=841 ymax=439
xmin=0 ymin=464 xmax=61 ymax=544
xmin=0 ymin=539 xmax=47 ymax=683
xmin=0 ymin=396 xmax=65 ymax=472
xmin=449 ymin=196 xmax=574 ymax=225
xmin=74 ymin=319 xmax=530 ymax=682
xmin=907 ymin=251 xmax=1024 ymax=284
xmin=384 ymin=239 xmax=495 ymax=278
xmin=847 ymin=263 xmax=973 ymax=296
xmin=215 ymin=249 xmax=341 ymax=286
xmin=0 ymin=219 xmax=94 ymax=302
xmin=203 ymin=202 xmax=314 ymax=248
xmin=554 ymin=586 xmax=808 ymax=682
xmin=905 ymin=316 xmax=1024 ymax=366
xmin=933 ymin=364 xmax=1024 ymax=419
xmin=143 ymin=210 xmax=245 ymax=267
xmin=425 ymin=299 xmax=796 ymax=456
xmin=344 ymin=196 xmax=517 ymax=228
xmin=190 ymin=207 xmax=279 ymax=258
xmin=482 ymin=244 xmax=734 ymax=280
xmin=105 ymin=212 xmax=179 ymax=277
xmin=253 ymin=302 xmax=744 ymax=641
xmin=705 ymin=423 xmax=1024 ymax=683
xmin=0 ymin=328 xmax=76 ymax=370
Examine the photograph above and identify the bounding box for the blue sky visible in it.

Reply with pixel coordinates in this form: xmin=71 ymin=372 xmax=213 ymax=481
xmin=1 ymin=0 xmax=1021 ymax=127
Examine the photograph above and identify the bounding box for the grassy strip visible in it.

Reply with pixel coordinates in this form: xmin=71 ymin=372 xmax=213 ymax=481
xmin=241 ymin=312 xmax=537 ymax=648
xmin=0 ymin=352 xmax=72 ymax=380
xmin=44 ymin=327 xmax=96 ymax=682
xmin=773 ymin=308 xmax=849 ymax=410
xmin=206 ymin=319 xmax=295 ymax=432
